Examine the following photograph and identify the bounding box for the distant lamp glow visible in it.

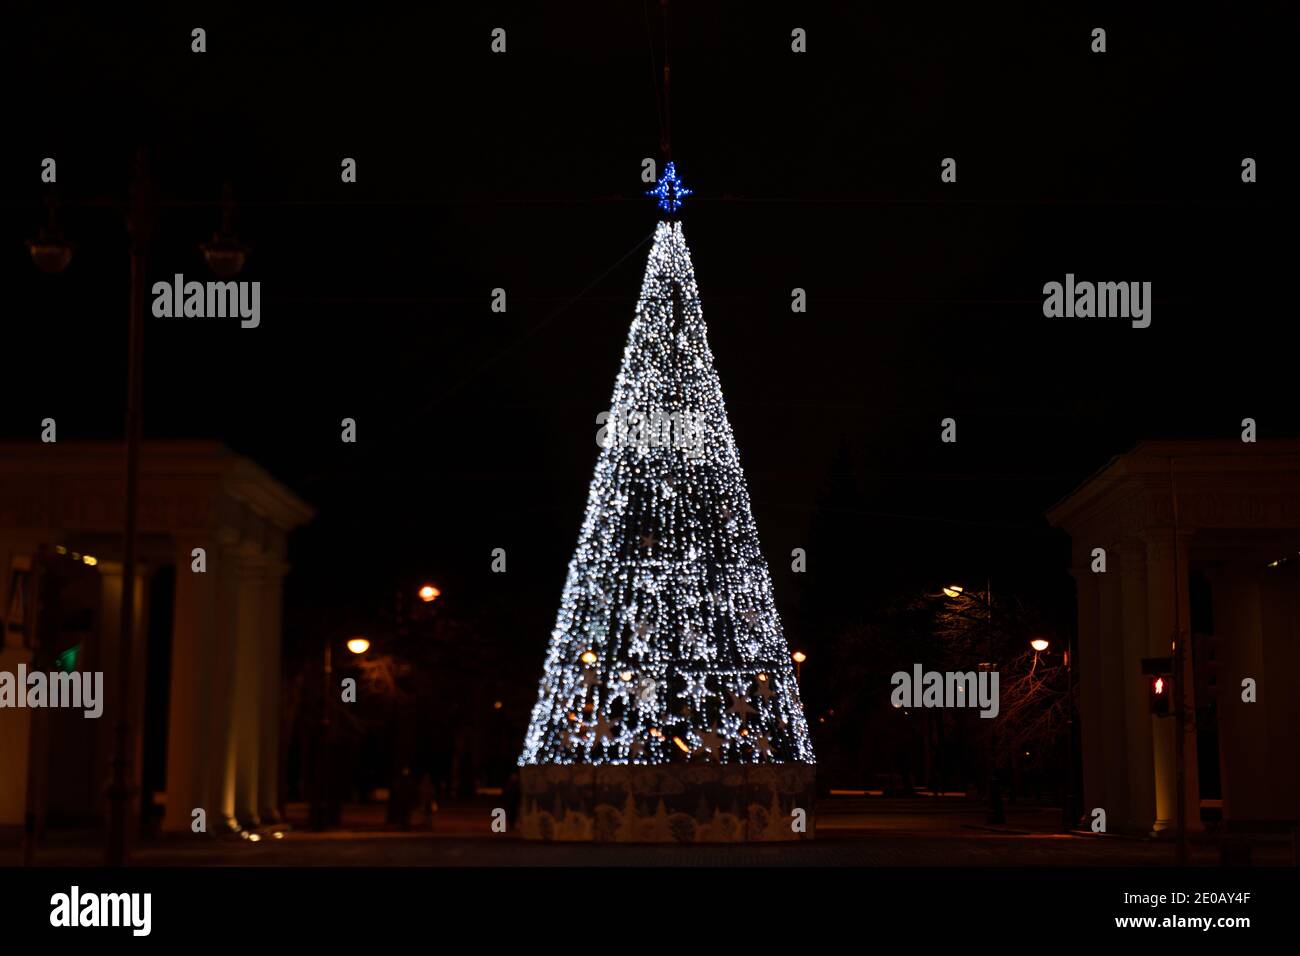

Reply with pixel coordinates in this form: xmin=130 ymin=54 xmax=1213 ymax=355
xmin=580 ymin=650 xmax=598 ymax=665
xmin=757 ymin=672 xmax=768 ymax=682
xmin=1030 ymin=638 xmax=1050 ymax=653
xmin=346 ymin=637 xmax=370 ymax=655
xmin=942 ymin=584 xmax=964 ymax=598
xmin=82 ymin=554 xmax=98 ymax=567
xmin=199 ymin=183 xmax=249 ymax=279
xmin=792 ymin=651 xmax=807 ymax=664
xmin=672 ymin=736 xmax=690 ymax=754
xmin=27 ymin=196 xmax=75 ymax=274
xmin=619 ymin=670 xmax=634 ymax=682
xmin=418 ymin=584 xmax=441 ymax=603
xmin=493 ymin=700 xmax=503 ymax=710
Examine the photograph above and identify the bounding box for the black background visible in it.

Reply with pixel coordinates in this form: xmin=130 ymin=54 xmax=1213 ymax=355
xmin=5 ymin=3 xmax=1293 ymax=727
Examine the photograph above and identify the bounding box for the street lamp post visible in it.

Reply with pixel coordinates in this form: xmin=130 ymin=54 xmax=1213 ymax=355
xmin=1025 ymin=635 xmax=1077 ymax=830
xmin=792 ymin=650 xmax=806 ymax=682
xmin=313 ymin=583 xmax=437 ymax=830
xmin=1064 ymin=633 xmax=1076 ymax=831
xmin=945 ymin=582 xmax=1004 ymax=825
xmin=30 ymin=154 xmax=247 ymax=864
xmin=311 ymin=635 xmax=371 ymax=831
xmin=105 ymin=150 xmax=151 ymax=867
xmin=311 ymin=637 xmax=334 ymax=831
xmin=983 ymin=582 xmax=1005 ymax=825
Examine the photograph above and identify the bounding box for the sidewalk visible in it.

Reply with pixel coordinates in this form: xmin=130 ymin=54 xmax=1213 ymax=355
xmin=3 ymin=797 xmax=1293 ymax=867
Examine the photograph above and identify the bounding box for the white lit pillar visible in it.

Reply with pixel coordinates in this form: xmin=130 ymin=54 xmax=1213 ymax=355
xmin=163 ymin=536 xmax=219 ymax=833
xmin=1143 ymin=527 xmax=1200 ymax=835
xmin=231 ymin=559 xmax=266 ymax=827
xmin=1115 ymin=539 xmax=1156 ymax=833
xmin=258 ymin=560 xmax=289 ymax=823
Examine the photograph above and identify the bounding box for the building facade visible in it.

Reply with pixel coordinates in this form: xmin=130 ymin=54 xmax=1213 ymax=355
xmin=0 ymin=441 xmax=313 ymax=836
xmin=1049 ymin=440 xmax=1300 ymax=835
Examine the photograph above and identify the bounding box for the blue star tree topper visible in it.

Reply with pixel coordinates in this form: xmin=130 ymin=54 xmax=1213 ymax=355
xmin=646 ymin=161 xmax=693 ymax=214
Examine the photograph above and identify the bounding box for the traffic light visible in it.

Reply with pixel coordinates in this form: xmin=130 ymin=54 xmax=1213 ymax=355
xmin=1149 ymin=675 xmax=1170 ymax=716
xmin=1141 ymin=656 xmax=1174 ymax=717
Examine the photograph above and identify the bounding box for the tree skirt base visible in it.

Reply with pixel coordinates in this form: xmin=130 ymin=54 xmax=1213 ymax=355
xmin=519 ymin=763 xmax=815 ymax=842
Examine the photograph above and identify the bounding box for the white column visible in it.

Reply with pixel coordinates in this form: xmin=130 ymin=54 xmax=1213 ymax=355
xmin=231 ymin=560 xmax=266 ymax=826
xmin=1070 ymin=566 xmax=1106 ymax=826
xmin=1143 ymin=528 xmax=1200 ymax=834
xmin=1212 ymin=563 xmax=1269 ymax=821
xmin=258 ymin=561 xmax=288 ymax=822
xmin=95 ymin=561 xmax=150 ymax=834
xmin=1115 ymin=540 xmax=1156 ymax=833
xmin=206 ymin=537 xmax=242 ymax=832
xmin=0 ymin=546 xmax=39 ymax=827
xmin=163 ymin=536 xmax=219 ymax=833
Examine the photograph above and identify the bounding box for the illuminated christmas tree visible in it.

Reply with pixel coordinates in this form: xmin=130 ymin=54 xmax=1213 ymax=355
xmin=519 ymin=164 xmax=815 ymax=776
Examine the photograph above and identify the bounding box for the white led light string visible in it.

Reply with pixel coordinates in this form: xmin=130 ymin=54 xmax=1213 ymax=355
xmin=519 ymin=218 xmax=815 ymax=767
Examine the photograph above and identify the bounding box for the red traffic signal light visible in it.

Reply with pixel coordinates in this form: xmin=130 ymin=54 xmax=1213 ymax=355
xmin=1149 ymin=675 xmax=1170 ymax=716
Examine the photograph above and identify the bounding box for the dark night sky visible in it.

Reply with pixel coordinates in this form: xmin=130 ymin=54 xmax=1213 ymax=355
xmin=5 ymin=4 xmax=1294 ymax=703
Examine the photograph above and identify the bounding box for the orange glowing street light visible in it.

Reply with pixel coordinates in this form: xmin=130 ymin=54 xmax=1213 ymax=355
xmin=1030 ymin=638 xmax=1050 ymax=653
xmin=418 ymin=584 xmax=441 ymax=603
xmin=346 ymin=637 xmax=371 ymax=655
xmin=792 ymin=650 xmax=807 ymax=681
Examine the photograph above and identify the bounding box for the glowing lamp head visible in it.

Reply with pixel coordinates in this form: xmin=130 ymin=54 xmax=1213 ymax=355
xmin=942 ymin=584 xmax=964 ymax=598
xmin=346 ymin=637 xmax=370 ymax=655
xmin=792 ymin=650 xmax=807 ymax=664
xmin=28 ymin=237 xmax=75 ymax=274
xmin=28 ymin=198 xmax=75 ymax=274
xmin=1030 ymin=638 xmax=1050 ymax=653
xmin=418 ymin=584 xmax=441 ymax=603
xmin=199 ymin=237 xmax=248 ymax=279
xmin=580 ymin=650 xmax=598 ymax=665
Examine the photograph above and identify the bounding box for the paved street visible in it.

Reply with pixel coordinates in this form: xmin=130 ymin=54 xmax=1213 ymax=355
xmin=4 ymin=797 xmax=1293 ymax=866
